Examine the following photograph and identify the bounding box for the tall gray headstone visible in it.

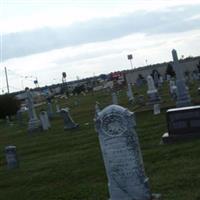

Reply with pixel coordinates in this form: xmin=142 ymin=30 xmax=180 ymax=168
xmin=60 ymin=108 xmax=79 ymax=130
xmin=95 ymin=105 xmax=151 ymax=200
xmin=172 ymin=49 xmax=191 ymax=107
xmin=147 ymin=75 xmax=160 ymax=104
xmin=39 ymin=111 xmax=51 ymax=131
xmin=26 ymin=89 xmax=41 ymax=133
xmin=5 ymin=146 xmax=19 ymax=169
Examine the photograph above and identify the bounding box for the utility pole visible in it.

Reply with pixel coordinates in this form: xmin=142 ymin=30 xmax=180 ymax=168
xmin=4 ymin=67 xmax=10 ymax=93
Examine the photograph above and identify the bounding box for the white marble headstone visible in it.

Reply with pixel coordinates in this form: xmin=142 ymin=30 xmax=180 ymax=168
xmin=39 ymin=111 xmax=51 ymax=131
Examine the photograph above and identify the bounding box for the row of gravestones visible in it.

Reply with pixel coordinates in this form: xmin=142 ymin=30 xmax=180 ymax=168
xmin=4 ymin=49 xmax=200 ymax=200
xmin=24 ymin=88 xmax=79 ymax=133
xmin=113 ymin=49 xmax=197 ymax=116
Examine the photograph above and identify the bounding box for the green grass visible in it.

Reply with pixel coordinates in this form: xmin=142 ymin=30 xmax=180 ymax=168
xmin=0 ymin=81 xmax=200 ymax=200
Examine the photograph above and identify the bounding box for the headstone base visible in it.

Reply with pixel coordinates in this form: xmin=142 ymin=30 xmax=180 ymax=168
xmin=162 ymin=132 xmax=200 ymax=144
xmin=28 ymin=119 xmax=41 ymax=133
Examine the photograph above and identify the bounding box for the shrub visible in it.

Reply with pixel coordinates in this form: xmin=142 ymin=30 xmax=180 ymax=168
xmin=0 ymin=94 xmax=20 ymax=119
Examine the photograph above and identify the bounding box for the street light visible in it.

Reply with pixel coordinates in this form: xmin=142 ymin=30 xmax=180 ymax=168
xmin=127 ymin=54 xmax=133 ymax=70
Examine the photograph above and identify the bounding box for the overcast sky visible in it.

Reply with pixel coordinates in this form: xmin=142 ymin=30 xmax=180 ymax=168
xmin=1 ymin=0 xmax=200 ymax=93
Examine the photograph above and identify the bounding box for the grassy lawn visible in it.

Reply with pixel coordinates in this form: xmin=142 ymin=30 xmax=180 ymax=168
xmin=0 ymin=81 xmax=200 ymax=200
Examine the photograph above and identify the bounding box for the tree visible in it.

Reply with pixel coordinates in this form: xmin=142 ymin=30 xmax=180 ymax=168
xmin=0 ymin=94 xmax=20 ymax=119
xmin=166 ymin=63 xmax=176 ymax=77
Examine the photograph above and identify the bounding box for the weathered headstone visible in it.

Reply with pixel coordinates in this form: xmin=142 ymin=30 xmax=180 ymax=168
xmin=95 ymin=105 xmax=152 ymax=200
xmin=172 ymin=49 xmax=191 ymax=107
xmin=112 ymin=92 xmax=118 ymax=105
xmin=47 ymin=102 xmax=54 ymax=119
xmin=55 ymin=100 xmax=60 ymax=113
xmin=74 ymin=99 xmax=80 ymax=107
xmin=162 ymin=105 xmax=200 ymax=143
xmin=39 ymin=111 xmax=51 ymax=131
xmin=166 ymin=74 xmax=171 ymax=81
xmin=56 ymin=104 xmax=60 ymax=113
xmin=26 ymin=88 xmax=41 ymax=133
xmin=169 ymin=80 xmax=177 ymax=100
xmin=147 ymin=75 xmax=160 ymax=104
xmin=152 ymin=70 xmax=159 ymax=88
xmin=159 ymin=76 xmax=163 ymax=86
xmin=6 ymin=115 xmax=11 ymax=125
xmin=60 ymin=108 xmax=79 ymax=130
xmin=5 ymin=146 xmax=19 ymax=169
xmin=127 ymin=83 xmax=134 ymax=103
xmin=153 ymin=104 xmax=161 ymax=115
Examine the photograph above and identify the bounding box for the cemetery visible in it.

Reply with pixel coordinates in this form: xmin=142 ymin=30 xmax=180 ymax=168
xmin=0 ymin=50 xmax=200 ymax=200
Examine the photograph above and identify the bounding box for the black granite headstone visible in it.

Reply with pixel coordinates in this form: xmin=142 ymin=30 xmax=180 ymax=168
xmin=162 ymin=106 xmax=200 ymax=143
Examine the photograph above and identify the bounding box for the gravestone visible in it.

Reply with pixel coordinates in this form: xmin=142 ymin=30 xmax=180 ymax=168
xmin=153 ymin=104 xmax=161 ymax=115
xmin=136 ymin=78 xmax=143 ymax=87
xmin=55 ymin=100 xmax=60 ymax=113
xmin=169 ymin=80 xmax=177 ymax=100
xmin=74 ymin=99 xmax=80 ymax=106
xmin=172 ymin=49 xmax=191 ymax=107
xmin=26 ymin=88 xmax=41 ymax=133
xmin=95 ymin=105 xmax=152 ymax=200
xmin=162 ymin=105 xmax=200 ymax=143
xmin=47 ymin=102 xmax=54 ymax=119
xmin=158 ymin=76 xmax=163 ymax=87
xmin=56 ymin=104 xmax=60 ymax=113
xmin=152 ymin=70 xmax=159 ymax=88
xmin=60 ymin=108 xmax=79 ymax=130
xmin=166 ymin=74 xmax=171 ymax=81
xmin=127 ymin=83 xmax=134 ymax=103
xmin=146 ymin=75 xmax=160 ymax=104
xmin=112 ymin=92 xmax=118 ymax=105
xmin=6 ymin=116 xmax=11 ymax=125
xmin=39 ymin=111 xmax=51 ymax=131
xmin=5 ymin=146 xmax=19 ymax=169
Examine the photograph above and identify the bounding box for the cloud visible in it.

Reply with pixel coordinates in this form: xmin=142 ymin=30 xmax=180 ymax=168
xmin=1 ymin=4 xmax=200 ymax=61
